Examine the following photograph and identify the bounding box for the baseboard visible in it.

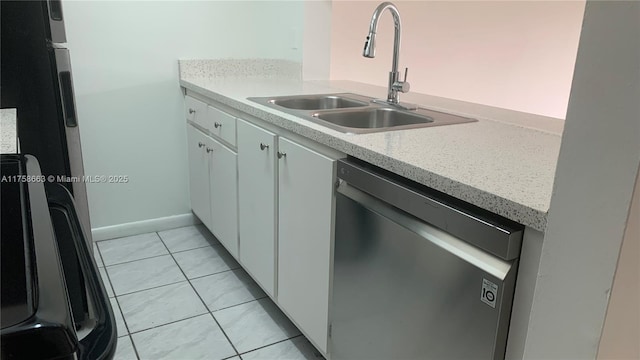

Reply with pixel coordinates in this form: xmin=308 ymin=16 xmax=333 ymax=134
xmin=91 ymin=213 xmax=201 ymax=241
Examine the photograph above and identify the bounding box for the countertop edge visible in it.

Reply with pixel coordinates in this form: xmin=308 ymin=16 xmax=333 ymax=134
xmin=179 ymin=78 xmax=548 ymax=231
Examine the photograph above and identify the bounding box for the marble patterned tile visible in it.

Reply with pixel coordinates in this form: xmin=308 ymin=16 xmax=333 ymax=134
xmin=173 ymin=245 xmax=239 ymax=279
xmin=131 ymin=314 xmax=235 ymax=360
xmin=213 ymin=298 xmax=301 ymax=354
xmin=113 ymin=336 xmax=137 ymax=360
xmin=93 ymin=243 xmax=104 ymax=268
xmin=99 ymin=266 xmax=114 ymax=298
xmin=241 ymin=336 xmax=324 ymax=360
xmin=98 ymin=233 xmax=168 ymax=266
xmin=158 ymin=224 xmax=219 ymax=253
xmin=192 ymin=269 xmax=266 ymax=311
xmin=118 ymin=281 xmax=207 ymax=333
xmin=110 ymin=298 xmax=128 ymax=338
xmin=106 ymin=255 xmax=185 ymax=296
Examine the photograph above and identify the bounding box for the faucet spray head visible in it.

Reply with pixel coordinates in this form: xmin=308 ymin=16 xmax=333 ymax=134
xmin=363 ymin=32 xmax=376 ymax=58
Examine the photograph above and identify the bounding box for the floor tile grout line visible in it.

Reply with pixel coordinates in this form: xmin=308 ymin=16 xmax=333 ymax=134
xmin=96 ymin=243 xmax=141 ymax=342
xmin=102 ymin=252 xmax=169 ymax=268
xmin=156 ymin=232 xmax=242 ymax=358
xmin=95 ymin=243 xmax=137 ymax=351
xmin=187 ymin=268 xmax=235 ymax=282
xmin=112 ymin=295 xmax=132 ymax=337
xmin=237 ymin=334 xmax=305 ymax=357
xmin=209 ymin=295 xmax=268 ymax=314
xmin=114 ymin=279 xmax=188 ymax=298
xmin=100 ymin=239 xmax=224 ymax=269
xmin=156 ymin=230 xmax=222 ymax=254
xmin=126 ymin=333 xmax=141 ymax=360
xmin=168 ymin=243 xmax=215 ymax=254
xmin=208 ymin=313 xmax=242 ymax=359
xmin=127 ymin=311 xmax=209 ymax=336
xmin=96 ymin=245 xmax=120 ymax=302
xmin=98 ymin=232 xmax=219 ymax=268
xmin=108 ymin=262 xmax=245 ymax=301
xmin=112 ymin=267 xmax=243 ymax=299
xmin=204 ymin=297 xmax=307 ymax=357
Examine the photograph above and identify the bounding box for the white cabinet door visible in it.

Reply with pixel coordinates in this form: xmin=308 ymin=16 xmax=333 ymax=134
xmin=277 ymin=137 xmax=336 ymax=353
xmin=208 ymin=137 xmax=239 ymax=259
xmin=187 ymin=124 xmax=212 ymax=229
xmin=237 ymin=119 xmax=277 ymax=296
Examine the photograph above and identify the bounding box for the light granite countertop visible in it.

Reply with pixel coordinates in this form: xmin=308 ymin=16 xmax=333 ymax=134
xmin=179 ymin=74 xmax=562 ymax=232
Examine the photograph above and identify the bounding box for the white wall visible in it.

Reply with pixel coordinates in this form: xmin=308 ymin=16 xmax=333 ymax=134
xmin=330 ymin=0 xmax=585 ymax=119
xmin=520 ymin=1 xmax=640 ymax=357
xmin=64 ymin=1 xmax=304 ymax=229
xmin=303 ymin=0 xmax=332 ymax=80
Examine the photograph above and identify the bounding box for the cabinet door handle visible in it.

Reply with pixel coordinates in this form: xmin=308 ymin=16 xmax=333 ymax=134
xmin=198 ymin=142 xmax=205 ymax=148
xmin=260 ymin=143 xmax=269 ymax=151
xmin=277 ymin=151 xmax=286 ymax=159
xmin=214 ymin=122 xmax=222 ymax=128
xmin=189 ymin=108 xmax=196 ymax=114
xmin=206 ymin=147 xmax=214 ymax=153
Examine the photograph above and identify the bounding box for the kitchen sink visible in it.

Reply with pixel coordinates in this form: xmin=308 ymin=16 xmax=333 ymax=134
xmin=268 ymin=95 xmax=369 ymax=110
xmin=248 ymin=93 xmax=477 ymax=134
xmin=312 ymin=108 xmax=433 ymax=129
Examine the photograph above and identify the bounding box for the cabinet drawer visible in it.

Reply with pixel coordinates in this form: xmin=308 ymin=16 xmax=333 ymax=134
xmin=207 ymin=105 xmax=237 ymax=147
xmin=184 ymin=96 xmax=208 ymax=129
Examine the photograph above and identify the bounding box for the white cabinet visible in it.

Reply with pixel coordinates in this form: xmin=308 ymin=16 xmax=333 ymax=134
xmin=237 ymin=119 xmax=277 ymax=296
xmin=187 ymin=97 xmax=340 ymax=356
xmin=186 ymin=122 xmax=238 ymax=259
xmin=277 ymin=137 xmax=337 ymax=354
xmin=187 ymin=125 xmax=212 ymax=229
xmin=208 ymin=137 xmax=239 ymax=259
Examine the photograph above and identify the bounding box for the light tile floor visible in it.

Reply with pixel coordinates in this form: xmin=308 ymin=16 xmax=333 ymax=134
xmin=95 ymin=225 xmax=325 ymax=360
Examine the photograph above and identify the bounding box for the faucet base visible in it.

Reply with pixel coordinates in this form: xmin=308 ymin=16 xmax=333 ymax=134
xmin=372 ymin=98 xmax=418 ymax=111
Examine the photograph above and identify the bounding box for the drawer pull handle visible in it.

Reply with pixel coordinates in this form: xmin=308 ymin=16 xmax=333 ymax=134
xmin=206 ymin=147 xmax=214 ymax=153
xmin=277 ymin=151 xmax=286 ymax=159
xmin=260 ymin=143 xmax=269 ymax=151
xmin=198 ymin=142 xmax=205 ymax=148
xmin=189 ymin=108 xmax=196 ymax=114
xmin=214 ymin=122 xmax=222 ymax=128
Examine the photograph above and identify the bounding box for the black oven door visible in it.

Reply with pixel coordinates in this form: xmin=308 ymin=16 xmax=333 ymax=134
xmin=47 ymin=183 xmax=117 ymax=360
xmin=1 ymin=154 xmax=115 ymax=360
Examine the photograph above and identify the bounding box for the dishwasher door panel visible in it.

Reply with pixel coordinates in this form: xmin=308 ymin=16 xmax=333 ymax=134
xmin=331 ymin=188 xmax=516 ymax=360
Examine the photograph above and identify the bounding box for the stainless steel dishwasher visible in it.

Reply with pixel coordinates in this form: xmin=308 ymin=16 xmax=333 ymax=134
xmin=331 ymin=158 xmax=524 ymax=360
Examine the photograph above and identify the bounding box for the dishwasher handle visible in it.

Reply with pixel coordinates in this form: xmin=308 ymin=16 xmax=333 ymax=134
xmin=337 ymin=158 xmax=523 ymax=260
xmin=337 ymin=181 xmax=513 ymax=280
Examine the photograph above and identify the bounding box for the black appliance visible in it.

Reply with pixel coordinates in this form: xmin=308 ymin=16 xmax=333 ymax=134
xmin=1 ymin=1 xmax=117 ymax=359
xmin=1 ymin=155 xmax=116 ymax=360
xmin=1 ymin=0 xmax=92 ymax=235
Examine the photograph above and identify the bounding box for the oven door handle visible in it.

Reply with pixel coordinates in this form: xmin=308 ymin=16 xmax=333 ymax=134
xmin=46 ymin=184 xmax=117 ymax=360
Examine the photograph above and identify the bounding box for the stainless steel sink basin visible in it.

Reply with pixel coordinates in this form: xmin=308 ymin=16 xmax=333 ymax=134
xmin=248 ymin=93 xmax=477 ymax=134
xmin=268 ymin=95 xmax=369 ymax=110
xmin=312 ymin=108 xmax=433 ymax=129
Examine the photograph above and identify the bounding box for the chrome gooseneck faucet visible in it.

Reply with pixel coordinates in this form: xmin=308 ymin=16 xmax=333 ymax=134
xmin=363 ymin=2 xmax=416 ymax=110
